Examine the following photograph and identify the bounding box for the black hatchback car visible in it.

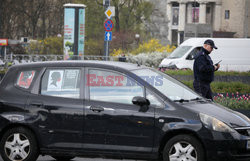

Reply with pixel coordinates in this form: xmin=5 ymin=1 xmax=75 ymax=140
xmin=0 ymin=61 xmax=250 ymax=161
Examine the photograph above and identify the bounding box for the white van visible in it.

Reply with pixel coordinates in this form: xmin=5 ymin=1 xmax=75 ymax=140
xmin=159 ymin=38 xmax=250 ymax=72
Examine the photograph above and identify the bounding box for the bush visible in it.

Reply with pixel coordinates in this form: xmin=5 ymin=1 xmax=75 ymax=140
xmin=43 ymin=37 xmax=63 ymax=55
xmin=85 ymin=39 xmax=104 ymax=55
xmin=111 ymin=49 xmax=124 ymax=57
xmin=26 ymin=36 xmax=63 ymax=55
xmin=131 ymin=39 xmax=176 ymax=55
xmin=126 ymin=52 xmax=170 ymax=68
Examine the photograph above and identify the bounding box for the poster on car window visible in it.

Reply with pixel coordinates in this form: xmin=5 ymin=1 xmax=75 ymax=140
xmin=47 ymin=70 xmax=64 ymax=91
xmin=62 ymin=70 xmax=79 ymax=89
xmin=17 ymin=71 xmax=35 ymax=89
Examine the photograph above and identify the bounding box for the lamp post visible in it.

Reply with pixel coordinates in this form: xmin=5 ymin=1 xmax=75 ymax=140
xmin=135 ymin=34 xmax=140 ymax=46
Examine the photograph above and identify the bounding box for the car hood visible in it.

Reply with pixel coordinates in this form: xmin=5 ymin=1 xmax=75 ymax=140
xmin=182 ymin=102 xmax=250 ymax=128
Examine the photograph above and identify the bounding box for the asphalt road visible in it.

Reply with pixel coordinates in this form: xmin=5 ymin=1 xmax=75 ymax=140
xmin=0 ymin=155 xmax=142 ymax=161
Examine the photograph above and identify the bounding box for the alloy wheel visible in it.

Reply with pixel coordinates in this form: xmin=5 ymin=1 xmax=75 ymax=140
xmin=169 ymin=141 xmax=197 ymax=161
xmin=4 ymin=133 xmax=30 ymax=161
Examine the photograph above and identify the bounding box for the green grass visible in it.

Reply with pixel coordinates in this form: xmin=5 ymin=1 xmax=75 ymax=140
xmin=165 ymin=69 xmax=250 ymax=76
xmin=182 ymin=81 xmax=250 ymax=94
xmin=164 ymin=70 xmax=193 ymax=76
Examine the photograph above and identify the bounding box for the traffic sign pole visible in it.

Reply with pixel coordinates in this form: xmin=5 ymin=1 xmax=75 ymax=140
xmin=104 ymin=0 xmax=110 ymax=61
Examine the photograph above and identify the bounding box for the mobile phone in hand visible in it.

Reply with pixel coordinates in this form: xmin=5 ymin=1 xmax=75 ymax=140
xmin=215 ymin=60 xmax=222 ymax=66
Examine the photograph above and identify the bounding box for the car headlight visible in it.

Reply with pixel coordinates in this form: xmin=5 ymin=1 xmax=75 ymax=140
xmin=199 ymin=113 xmax=235 ymax=133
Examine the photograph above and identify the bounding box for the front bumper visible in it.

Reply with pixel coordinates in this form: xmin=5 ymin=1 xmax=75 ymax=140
xmin=201 ymin=130 xmax=250 ymax=161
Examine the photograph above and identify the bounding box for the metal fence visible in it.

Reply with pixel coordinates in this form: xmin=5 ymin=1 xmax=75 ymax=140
xmin=0 ymin=54 xmax=122 ymax=66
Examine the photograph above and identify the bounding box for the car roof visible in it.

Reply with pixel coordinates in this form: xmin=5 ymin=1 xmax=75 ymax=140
xmin=11 ymin=60 xmax=147 ymax=71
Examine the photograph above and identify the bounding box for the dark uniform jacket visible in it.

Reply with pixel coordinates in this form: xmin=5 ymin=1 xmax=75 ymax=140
xmin=193 ymin=48 xmax=215 ymax=84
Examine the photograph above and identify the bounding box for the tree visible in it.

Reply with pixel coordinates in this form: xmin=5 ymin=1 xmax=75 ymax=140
xmin=12 ymin=0 xmax=47 ymax=38
xmin=75 ymin=0 xmax=153 ymax=54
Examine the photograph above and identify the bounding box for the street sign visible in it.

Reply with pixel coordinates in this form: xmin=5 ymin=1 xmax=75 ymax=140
xmin=104 ymin=19 xmax=113 ymax=31
xmin=103 ymin=0 xmax=110 ymax=7
xmin=0 ymin=39 xmax=8 ymax=46
xmin=105 ymin=6 xmax=115 ymax=19
xmin=105 ymin=32 xmax=112 ymax=41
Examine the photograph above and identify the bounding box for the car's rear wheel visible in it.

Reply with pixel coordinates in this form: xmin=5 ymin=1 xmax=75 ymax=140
xmin=0 ymin=127 xmax=39 ymax=161
xmin=52 ymin=156 xmax=75 ymax=161
xmin=163 ymin=135 xmax=205 ymax=161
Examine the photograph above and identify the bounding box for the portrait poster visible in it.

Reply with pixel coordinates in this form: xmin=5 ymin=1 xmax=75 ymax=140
xmin=47 ymin=70 xmax=64 ymax=91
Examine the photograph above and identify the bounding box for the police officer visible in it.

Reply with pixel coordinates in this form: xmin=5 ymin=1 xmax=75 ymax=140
xmin=193 ymin=39 xmax=220 ymax=100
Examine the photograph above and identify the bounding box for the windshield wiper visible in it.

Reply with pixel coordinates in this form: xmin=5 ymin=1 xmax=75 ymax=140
xmin=174 ymin=99 xmax=189 ymax=103
xmin=190 ymin=97 xmax=210 ymax=103
xmin=190 ymin=97 xmax=203 ymax=101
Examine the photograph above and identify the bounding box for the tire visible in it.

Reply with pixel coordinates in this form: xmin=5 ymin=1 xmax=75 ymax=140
xmin=0 ymin=127 xmax=39 ymax=161
xmin=163 ymin=135 xmax=205 ymax=161
xmin=52 ymin=156 xmax=75 ymax=161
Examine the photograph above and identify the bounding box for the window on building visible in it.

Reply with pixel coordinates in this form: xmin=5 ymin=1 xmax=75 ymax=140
xmin=206 ymin=6 xmax=210 ymax=14
xmin=206 ymin=5 xmax=212 ymax=24
xmin=172 ymin=7 xmax=179 ymax=26
xmin=225 ymin=10 xmax=230 ymax=19
xmin=192 ymin=2 xmax=200 ymax=23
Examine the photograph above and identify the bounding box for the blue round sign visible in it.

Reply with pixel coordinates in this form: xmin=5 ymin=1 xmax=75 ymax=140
xmin=104 ymin=19 xmax=113 ymax=31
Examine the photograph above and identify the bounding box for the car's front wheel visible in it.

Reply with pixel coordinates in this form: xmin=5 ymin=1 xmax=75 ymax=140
xmin=163 ymin=134 xmax=205 ymax=161
xmin=0 ymin=127 xmax=39 ymax=161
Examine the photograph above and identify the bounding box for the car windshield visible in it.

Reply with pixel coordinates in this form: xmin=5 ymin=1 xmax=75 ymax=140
xmin=132 ymin=68 xmax=201 ymax=101
xmin=168 ymin=46 xmax=192 ymax=59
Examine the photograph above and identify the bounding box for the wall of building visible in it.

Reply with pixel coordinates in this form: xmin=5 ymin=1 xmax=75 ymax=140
xmin=221 ymin=0 xmax=245 ymax=37
xmin=146 ymin=0 xmax=169 ymax=45
xmin=247 ymin=0 xmax=250 ymax=38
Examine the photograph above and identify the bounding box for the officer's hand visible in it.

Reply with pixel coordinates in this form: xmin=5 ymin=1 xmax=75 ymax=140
xmin=217 ymin=64 xmax=220 ymax=69
xmin=214 ymin=64 xmax=220 ymax=71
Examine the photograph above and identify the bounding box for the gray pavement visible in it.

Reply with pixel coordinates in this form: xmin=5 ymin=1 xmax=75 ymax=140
xmin=0 ymin=155 xmax=141 ymax=161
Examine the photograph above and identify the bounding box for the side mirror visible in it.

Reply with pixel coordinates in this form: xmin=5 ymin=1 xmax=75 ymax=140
xmin=186 ymin=54 xmax=194 ymax=60
xmin=132 ymin=96 xmax=150 ymax=112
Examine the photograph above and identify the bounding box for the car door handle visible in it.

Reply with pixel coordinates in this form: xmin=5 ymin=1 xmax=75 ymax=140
xmin=30 ymin=102 xmax=43 ymax=108
xmin=90 ymin=105 xmax=104 ymax=112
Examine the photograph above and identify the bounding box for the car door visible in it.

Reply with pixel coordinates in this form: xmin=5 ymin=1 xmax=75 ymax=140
xmin=27 ymin=67 xmax=84 ymax=149
xmin=83 ymin=68 xmax=155 ymax=153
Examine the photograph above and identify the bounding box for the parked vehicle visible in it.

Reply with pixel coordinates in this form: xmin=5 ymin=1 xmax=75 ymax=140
xmin=159 ymin=38 xmax=250 ymax=72
xmin=0 ymin=61 xmax=250 ymax=161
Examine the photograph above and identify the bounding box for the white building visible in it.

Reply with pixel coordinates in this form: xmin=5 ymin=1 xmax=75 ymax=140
xmin=165 ymin=0 xmax=250 ymax=45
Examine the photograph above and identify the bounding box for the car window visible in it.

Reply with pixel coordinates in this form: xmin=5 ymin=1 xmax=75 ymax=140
xmin=16 ymin=70 xmax=36 ymax=89
xmin=146 ymin=90 xmax=164 ymax=108
xmin=88 ymin=69 xmax=144 ymax=104
xmin=186 ymin=47 xmax=201 ymax=60
xmin=132 ymin=69 xmax=200 ymax=101
xmin=168 ymin=46 xmax=192 ymax=59
xmin=41 ymin=69 xmax=80 ymax=99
